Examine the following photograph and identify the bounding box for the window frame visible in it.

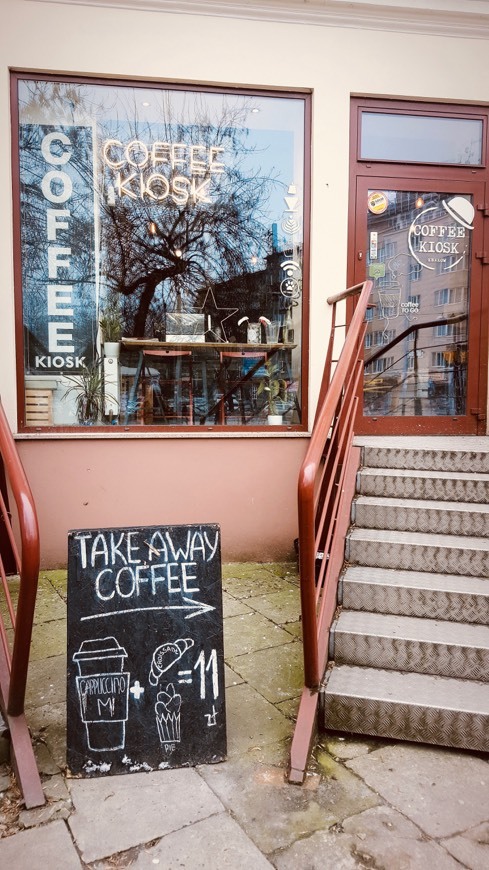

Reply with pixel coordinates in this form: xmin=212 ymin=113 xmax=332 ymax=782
xmin=11 ymin=71 xmax=311 ymax=434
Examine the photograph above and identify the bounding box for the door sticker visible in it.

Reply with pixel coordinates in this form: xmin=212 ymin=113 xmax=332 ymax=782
xmin=368 ymin=191 xmax=388 ymax=215
xmin=408 ymin=196 xmax=474 ymax=272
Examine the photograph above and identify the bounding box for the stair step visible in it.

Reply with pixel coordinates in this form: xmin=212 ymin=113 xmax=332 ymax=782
xmin=321 ymin=664 xmax=489 ymax=752
xmin=346 ymin=526 xmax=489 ymax=576
xmin=353 ymin=495 xmax=489 ymax=537
xmin=354 ymin=436 xmax=489 ymax=473
xmin=331 ymin=610 xmax=489 ymax=680
xmin=325 ymin=439 xmax=489 ymax=754
xmin=341 ymin=566 xmax=489 ymax=624
xmin=357 ymin=467 xmax=489 ymax=503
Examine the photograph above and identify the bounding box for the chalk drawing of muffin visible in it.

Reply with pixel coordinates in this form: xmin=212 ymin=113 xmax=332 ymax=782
xmin=155 ymin=683 xmax=182 ymax=744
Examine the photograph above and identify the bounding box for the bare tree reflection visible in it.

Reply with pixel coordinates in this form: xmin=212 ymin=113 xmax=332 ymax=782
xmin=100 ymin=100 xmax=276 ymax=336
xmin=19 ymin=81 xmax=282 ymax=343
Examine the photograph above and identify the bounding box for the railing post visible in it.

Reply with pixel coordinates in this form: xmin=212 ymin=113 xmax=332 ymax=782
xmin=298 ymin=472 xmax=319 ymax=688
xmin=289 ymin=280 xmax=373 ymax=784
xmin=314 ymin=300 xmax=337 ymax=427
xmin=0 ymin=398 xmax=44 ymax=806
xmin=0 ymin=458 xmax=17 ymax=574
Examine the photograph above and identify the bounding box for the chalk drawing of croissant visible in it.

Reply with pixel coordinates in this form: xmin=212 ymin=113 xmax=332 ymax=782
xmin=149 ymin=638 xmax=194 ymax=686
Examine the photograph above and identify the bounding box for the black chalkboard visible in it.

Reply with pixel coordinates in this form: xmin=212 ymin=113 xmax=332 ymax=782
xmin=66 ymin=524 xmax=226 ymax=776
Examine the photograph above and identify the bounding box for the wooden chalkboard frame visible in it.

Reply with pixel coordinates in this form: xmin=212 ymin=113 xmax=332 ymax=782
xmin=67 ymin=523 xmax=226 ymax=776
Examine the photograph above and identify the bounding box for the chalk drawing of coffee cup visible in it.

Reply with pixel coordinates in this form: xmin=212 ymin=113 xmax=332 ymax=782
xmin=155 ymin=683 xmax=182 ymax=744
xmin=73 ymin=636 xmax=130 ymax=752
xmin=149 ymin=638 xmax=194 ymax=686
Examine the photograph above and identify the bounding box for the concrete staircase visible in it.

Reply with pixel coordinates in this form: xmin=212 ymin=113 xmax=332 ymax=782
xmin=321 ymin=438 xmax=489 ymax=752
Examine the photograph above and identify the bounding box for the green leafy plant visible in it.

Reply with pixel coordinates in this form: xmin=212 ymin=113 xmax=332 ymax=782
xmin=257 ymin=360 xmax=288 ymax=416
xmin=63 ymin=359 xmax=107 ymax=424
xmin=99 ymin=300 xmax=124 ymax=342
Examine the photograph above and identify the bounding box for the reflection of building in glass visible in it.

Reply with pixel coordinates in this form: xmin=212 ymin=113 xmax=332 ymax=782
xmin=118 ymin=243 xmax=303 ymax=427
xmin=364 ymin=191 xmax=470 ymax=418
xmin=17 ymin=78 xmax=306 ymax=431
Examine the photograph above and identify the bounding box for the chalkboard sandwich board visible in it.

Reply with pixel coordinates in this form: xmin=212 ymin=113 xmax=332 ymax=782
xmin=67 ymin=523 xmax=226 ymax=777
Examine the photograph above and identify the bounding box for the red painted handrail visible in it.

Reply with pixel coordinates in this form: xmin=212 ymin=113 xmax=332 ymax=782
xmin=289 ymin=280 xmax=373 ymax=783
xmin=0 ymin=397 xmax=44 ymax=806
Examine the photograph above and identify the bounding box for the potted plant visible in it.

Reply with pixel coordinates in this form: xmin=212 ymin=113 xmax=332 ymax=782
xmin=99 ymin=299 xmax=124 ymax=358
xmin=63 ymin=359 xmax=107 ymax=424
xmin=257 ymin=359 xmax=288 ymax=425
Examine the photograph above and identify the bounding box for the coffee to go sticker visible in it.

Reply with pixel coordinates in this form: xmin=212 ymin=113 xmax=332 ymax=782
xmin=368 ymin=191 xmax=388 ymax=215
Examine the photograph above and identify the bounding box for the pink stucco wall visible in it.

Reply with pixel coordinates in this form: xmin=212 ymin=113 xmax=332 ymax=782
xmin=16 ymin=436 xmax=307 ymax=568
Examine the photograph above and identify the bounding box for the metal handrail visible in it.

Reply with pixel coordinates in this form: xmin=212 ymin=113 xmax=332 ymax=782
xmin=365 ymin=312 xmax=467 ymax=367
xmin=0 ymin=397 xmax=44 ymax=806
xmin=289 ymin=280 xmax=373 ymax=784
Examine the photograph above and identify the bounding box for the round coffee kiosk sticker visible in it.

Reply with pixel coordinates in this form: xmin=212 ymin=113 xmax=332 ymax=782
xmin=408 ymin=196 xmax=474 ymax=272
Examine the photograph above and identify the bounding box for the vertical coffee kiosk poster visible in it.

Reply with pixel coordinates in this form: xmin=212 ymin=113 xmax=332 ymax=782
xmin=67 ymin=524 xmax=226 ymax=776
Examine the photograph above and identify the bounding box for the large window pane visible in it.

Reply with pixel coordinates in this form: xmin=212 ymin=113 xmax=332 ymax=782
xmin=16 ymin=78 xmax=306 ymax=429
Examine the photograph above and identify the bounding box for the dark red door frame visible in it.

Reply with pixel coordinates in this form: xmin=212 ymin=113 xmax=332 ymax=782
xmin=348 ymin=98 xmax=489 ymax=436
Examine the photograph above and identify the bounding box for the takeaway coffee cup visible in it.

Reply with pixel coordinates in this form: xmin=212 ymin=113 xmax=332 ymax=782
xmin=73 ymin=636 xmax=130 ymax=752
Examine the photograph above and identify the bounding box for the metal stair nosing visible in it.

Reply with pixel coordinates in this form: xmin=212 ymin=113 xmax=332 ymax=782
xmin=357 ymin=442 xmax=489 ymax=474
xmin=329 ymin=609 xmax=489 ymax=682
xmin=356 ymin=467 xmax=489 ymax=504
xmin=340 ymin=565 xmax=489 ymax=624
xmin=345 ymin=527 xmax=489 ymax=577
xmin=352 ymin=495 xmax=489 ymax=538
xmin=321 ymin=664 xmax=489 ymax=752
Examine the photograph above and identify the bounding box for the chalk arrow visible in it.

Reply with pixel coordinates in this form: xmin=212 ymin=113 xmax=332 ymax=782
xmin=169 ymin=597 xmax=216 ymax=619
xmin=81 ymin=598 xmax=215 ymax=621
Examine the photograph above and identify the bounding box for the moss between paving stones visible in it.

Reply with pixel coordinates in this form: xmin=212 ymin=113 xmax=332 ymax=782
xmin=223 ymin=573 xmax=290 ymax=599
xmin=198 ymin=752 xmax=379 ymax=855
xmin=228 ymin=640 xmax=304 ymax=704
xmin=222 ymin=591 xmax=253 ymax=619
xmin=224 ymin=611 xmax=295 ymax=659
xmin=26 ymin=619 xmax=67 ymax=661
xmin=282 ymin=621 xmax=302 ymax=639
xmin=245 ymin=587 xmax=301 ymax=625
xmin=224 ymin=682 xmax=293 ymax=758
xmin=42 ymin=571 xmax=68 ymax=601
xmin=222 ymin=562 xmax=297 ymax=580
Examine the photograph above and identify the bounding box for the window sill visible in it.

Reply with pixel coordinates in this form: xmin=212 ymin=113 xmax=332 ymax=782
xmin=14 ymin=428 xmax=311 ymax=441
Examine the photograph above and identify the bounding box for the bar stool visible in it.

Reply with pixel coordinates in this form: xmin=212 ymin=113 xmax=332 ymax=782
xmin=218 ymin=350 xmax=267 ymax=424
xmin=131 ymin=349 xmax=194 ymax=424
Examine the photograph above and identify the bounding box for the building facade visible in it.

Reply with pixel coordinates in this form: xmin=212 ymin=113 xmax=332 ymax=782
xmin=2 ymin=0 xmax=489 ymax=565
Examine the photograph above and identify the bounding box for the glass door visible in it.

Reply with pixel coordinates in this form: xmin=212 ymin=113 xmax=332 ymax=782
xmin=355 ymin=177 xmax=486 ymax=434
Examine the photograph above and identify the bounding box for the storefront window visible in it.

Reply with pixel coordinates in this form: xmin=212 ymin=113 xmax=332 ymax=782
xmin=14 ymin=76 xmax=308 ymax=430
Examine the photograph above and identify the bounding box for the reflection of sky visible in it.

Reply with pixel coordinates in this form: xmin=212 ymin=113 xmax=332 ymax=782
xmin=102 ymin=120 xmax=297 ymax=225
xmin=241 ymin=128 xmax=297 ymax=220
xmin=18 ymin=80 xmax=305 ymax=279
xmin=362 ymin=113 xmax=482 ymax=165
xmin=18 ymin=79 xmax=305 ymax=229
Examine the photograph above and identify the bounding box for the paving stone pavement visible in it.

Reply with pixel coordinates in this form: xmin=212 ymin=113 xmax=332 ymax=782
xmin=0 ymin=563 xmax=488 ymax=868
